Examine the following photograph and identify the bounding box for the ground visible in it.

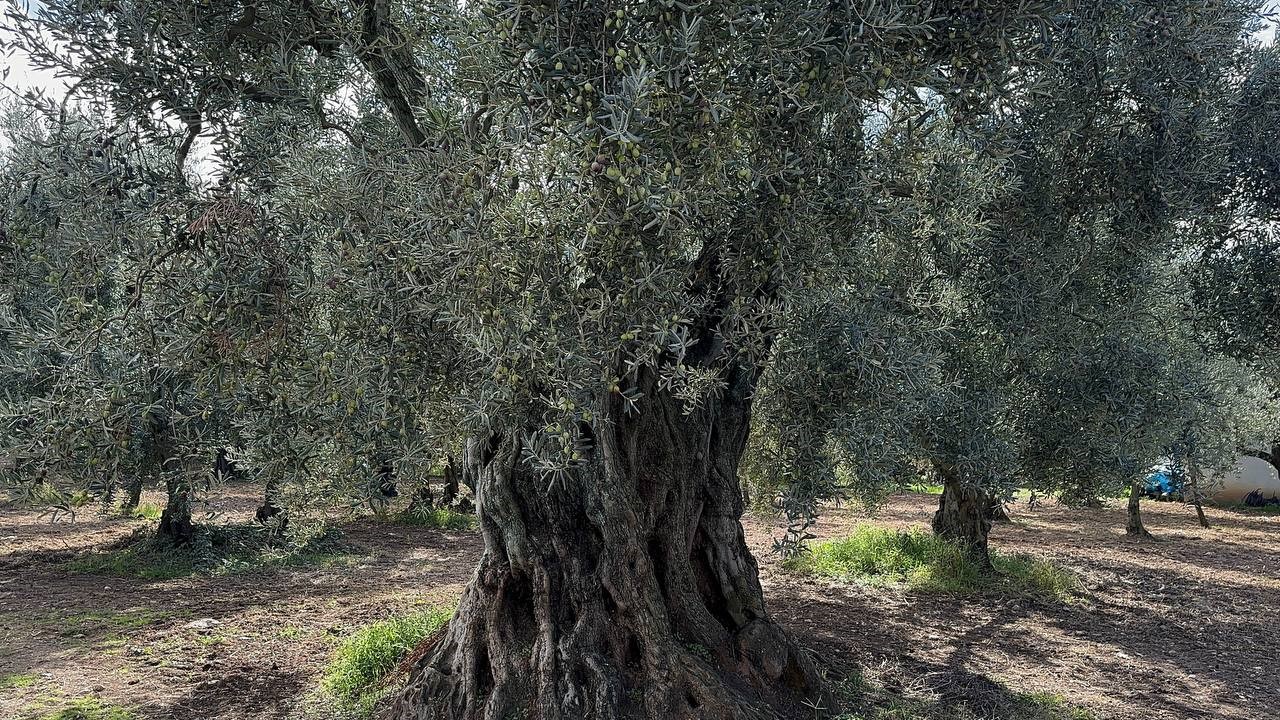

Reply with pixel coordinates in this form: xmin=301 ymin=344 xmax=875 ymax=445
xmin=1 ymin=487 xmax=1276 ymax=720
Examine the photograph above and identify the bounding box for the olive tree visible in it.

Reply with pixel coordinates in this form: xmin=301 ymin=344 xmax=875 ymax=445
xmin=5 ymin=0 xmax=1062 ymax=715
xmin=927 ymin=0 xmax=1274 ymax=548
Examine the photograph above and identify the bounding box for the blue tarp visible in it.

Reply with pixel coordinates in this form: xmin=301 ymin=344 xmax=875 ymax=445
xmin=1145 ymin=470 xmax=1180 ymax=496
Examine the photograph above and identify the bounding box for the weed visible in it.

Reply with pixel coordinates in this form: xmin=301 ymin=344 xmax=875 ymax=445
xmin=321 ymin=607 xmax=453 ymax=712
xmin=19 ymin=697 xmax=136 ymax=720
xmin=785 ymin=525 xmax=1078 ymax=601
xmin=279 ymin=625 xmax=304 ymax=640
xmin=395 ymin=506 xmax=476 ymax=531
xmin=121 ymin=504 xmax=163 ymax=521
xmin=65 ymin=525 xmax=360 ymax=580
xmin=0 ymin=672 xmax=38 ymax=689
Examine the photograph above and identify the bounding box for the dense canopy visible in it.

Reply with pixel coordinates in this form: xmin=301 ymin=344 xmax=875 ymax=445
xmin=2 ymin=1 xmax=1278 ymax=719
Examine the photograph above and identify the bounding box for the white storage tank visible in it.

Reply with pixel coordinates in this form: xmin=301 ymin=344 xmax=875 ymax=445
xmin=1203 ymin=455 xmax=1280 ymax=505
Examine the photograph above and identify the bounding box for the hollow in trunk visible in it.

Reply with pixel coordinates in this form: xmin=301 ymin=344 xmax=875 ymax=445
xmin=985 ymin=493 xmax=1011 ymax=523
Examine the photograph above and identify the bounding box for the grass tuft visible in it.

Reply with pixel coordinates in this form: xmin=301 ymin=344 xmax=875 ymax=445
xmin=320 ymin=607 xmax=453 ymax=714
xmin=395 ymin=506 xmax=476 ymax=531
xmin=65 ymin=525 xmax=360 ymax=580
xmin=28 ymin=698 xmax=136 ymax=720
xmin=1 ymin=672 xmax=38 ymax=689
xmin=785 ymin=525 xmax=1078 ymax=601
xmin=1229 ymin=503 xmax=1280 ymax=516
xmin=123 ymin=503 xmax=163 ymax=521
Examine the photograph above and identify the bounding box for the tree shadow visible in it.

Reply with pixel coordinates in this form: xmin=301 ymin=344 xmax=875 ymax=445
xmin=136 ymin=666 xmax=306 ymax=720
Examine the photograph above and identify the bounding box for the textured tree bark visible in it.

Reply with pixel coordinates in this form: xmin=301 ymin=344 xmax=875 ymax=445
xmin=441 ymin=455 xmax=461 ymax=507
xmin=1126 ymin=481 xmax=1153 ymax=539
xmin=392 ymin=369 xmax=829 ymax=720
xmin=931 ymin=467 xmax=993 ymax=570
xmin=255 ymin=477 xmax=288 ymax=531
xmin=122 ymin=475 xmax=143 ymax=512
xmin=158 ymin=474 xmax=194 ymax=546
xmin=1186 ymin=463 xmax=1210 ymax=530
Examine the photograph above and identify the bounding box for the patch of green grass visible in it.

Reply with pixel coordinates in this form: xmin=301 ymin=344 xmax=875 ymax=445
xmin=0 ymin=672 xmax=38 ymax=689
xmin=785 ymin=525 xmax=1078 ymax=601
xmin=124 ymin=503 xmax=163 ymax=521
xmin=22 ymin=697 xmax=136 ymax=720
xmin=194 ymin=632 xmax=226 ymax=647
xmin=906 ymin=483 xmax=944 ymax=495
xmin=65 ymin=543 xmax=194 ymax=581
xmin=1015 ymin=693 xmax=1098 ymax=720
xmin=1229 ymin=503 xmax=1280 ymax=515
xmin=395 ymin=506 xmax=476 ymax=531
xmin=279 ymin=625 xmax=304 ymax=640
xmin=58 ymin=609 xmax=171 ymax=636
xmin=320 ymin=607 xmax=453 ymax=714
xmin=65 ymin=525 xmax=360 ymax=580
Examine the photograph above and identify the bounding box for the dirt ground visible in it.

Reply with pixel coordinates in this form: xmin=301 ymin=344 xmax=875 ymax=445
xmin=1 ymin=487 xmax=1277 ymax=720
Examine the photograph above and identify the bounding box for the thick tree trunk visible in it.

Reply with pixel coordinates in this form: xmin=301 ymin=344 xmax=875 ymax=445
xmin=441 ymin=455 xmax=461 ymax=507
xmin=122 ymin=475 xmax=143 ymax=512
xmin=1126 ymin=481 xmax=1153 ymax=539
xmin=931 ymin=468 xmax=993 ymax=570
xmin=158 ymin=475 xmax=194 ymax=546
xmin=393 ymin=370 xmax=828 ymax=720
xmin=255 ymin=478 xmax=288 ymax=531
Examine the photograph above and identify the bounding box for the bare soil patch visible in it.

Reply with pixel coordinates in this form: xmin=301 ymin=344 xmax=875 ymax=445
xmin=2 ymin=487 xmax=1276 ymax=719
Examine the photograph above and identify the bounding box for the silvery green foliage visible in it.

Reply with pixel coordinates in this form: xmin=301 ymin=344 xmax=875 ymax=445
xmin=752 ymin=0 xmax=1279 ymax=530
xmin=0 ymin=99 xmax=226 ymax=510
xmin=987 ymin=1 xmax=1279 ymax=500
xmin=12 ymin=0 xmax=1268 ymax=548
xmin=1194 ymin=43 xmax=1280 ymax=375
xmin=5 ymin=0 xmax=1057 ymax=475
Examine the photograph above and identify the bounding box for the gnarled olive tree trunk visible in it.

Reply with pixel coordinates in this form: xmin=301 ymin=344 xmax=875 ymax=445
xmin=393 ymin=369 xmax=828 ymax=720
xmin=122 ymin=475 xmax=143 ymax=512
xmin=931 ymin=466 xmax=993 ymax=570
xmin=158 ymin=474 xmax=194 ymax=545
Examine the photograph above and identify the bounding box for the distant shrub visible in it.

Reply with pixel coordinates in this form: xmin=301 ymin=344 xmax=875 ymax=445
xmin=0 ymin=672 xmax=38 ymax=689
xmin=34 ymin=698 xmax=135 ymax=720
xmin=65 ymin=525 xmax=358 ymax=580
xmin=396 ymin=506 xmax=476 ymax=531
xmin=786 ymin=525 xmax=1078 ymax=601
